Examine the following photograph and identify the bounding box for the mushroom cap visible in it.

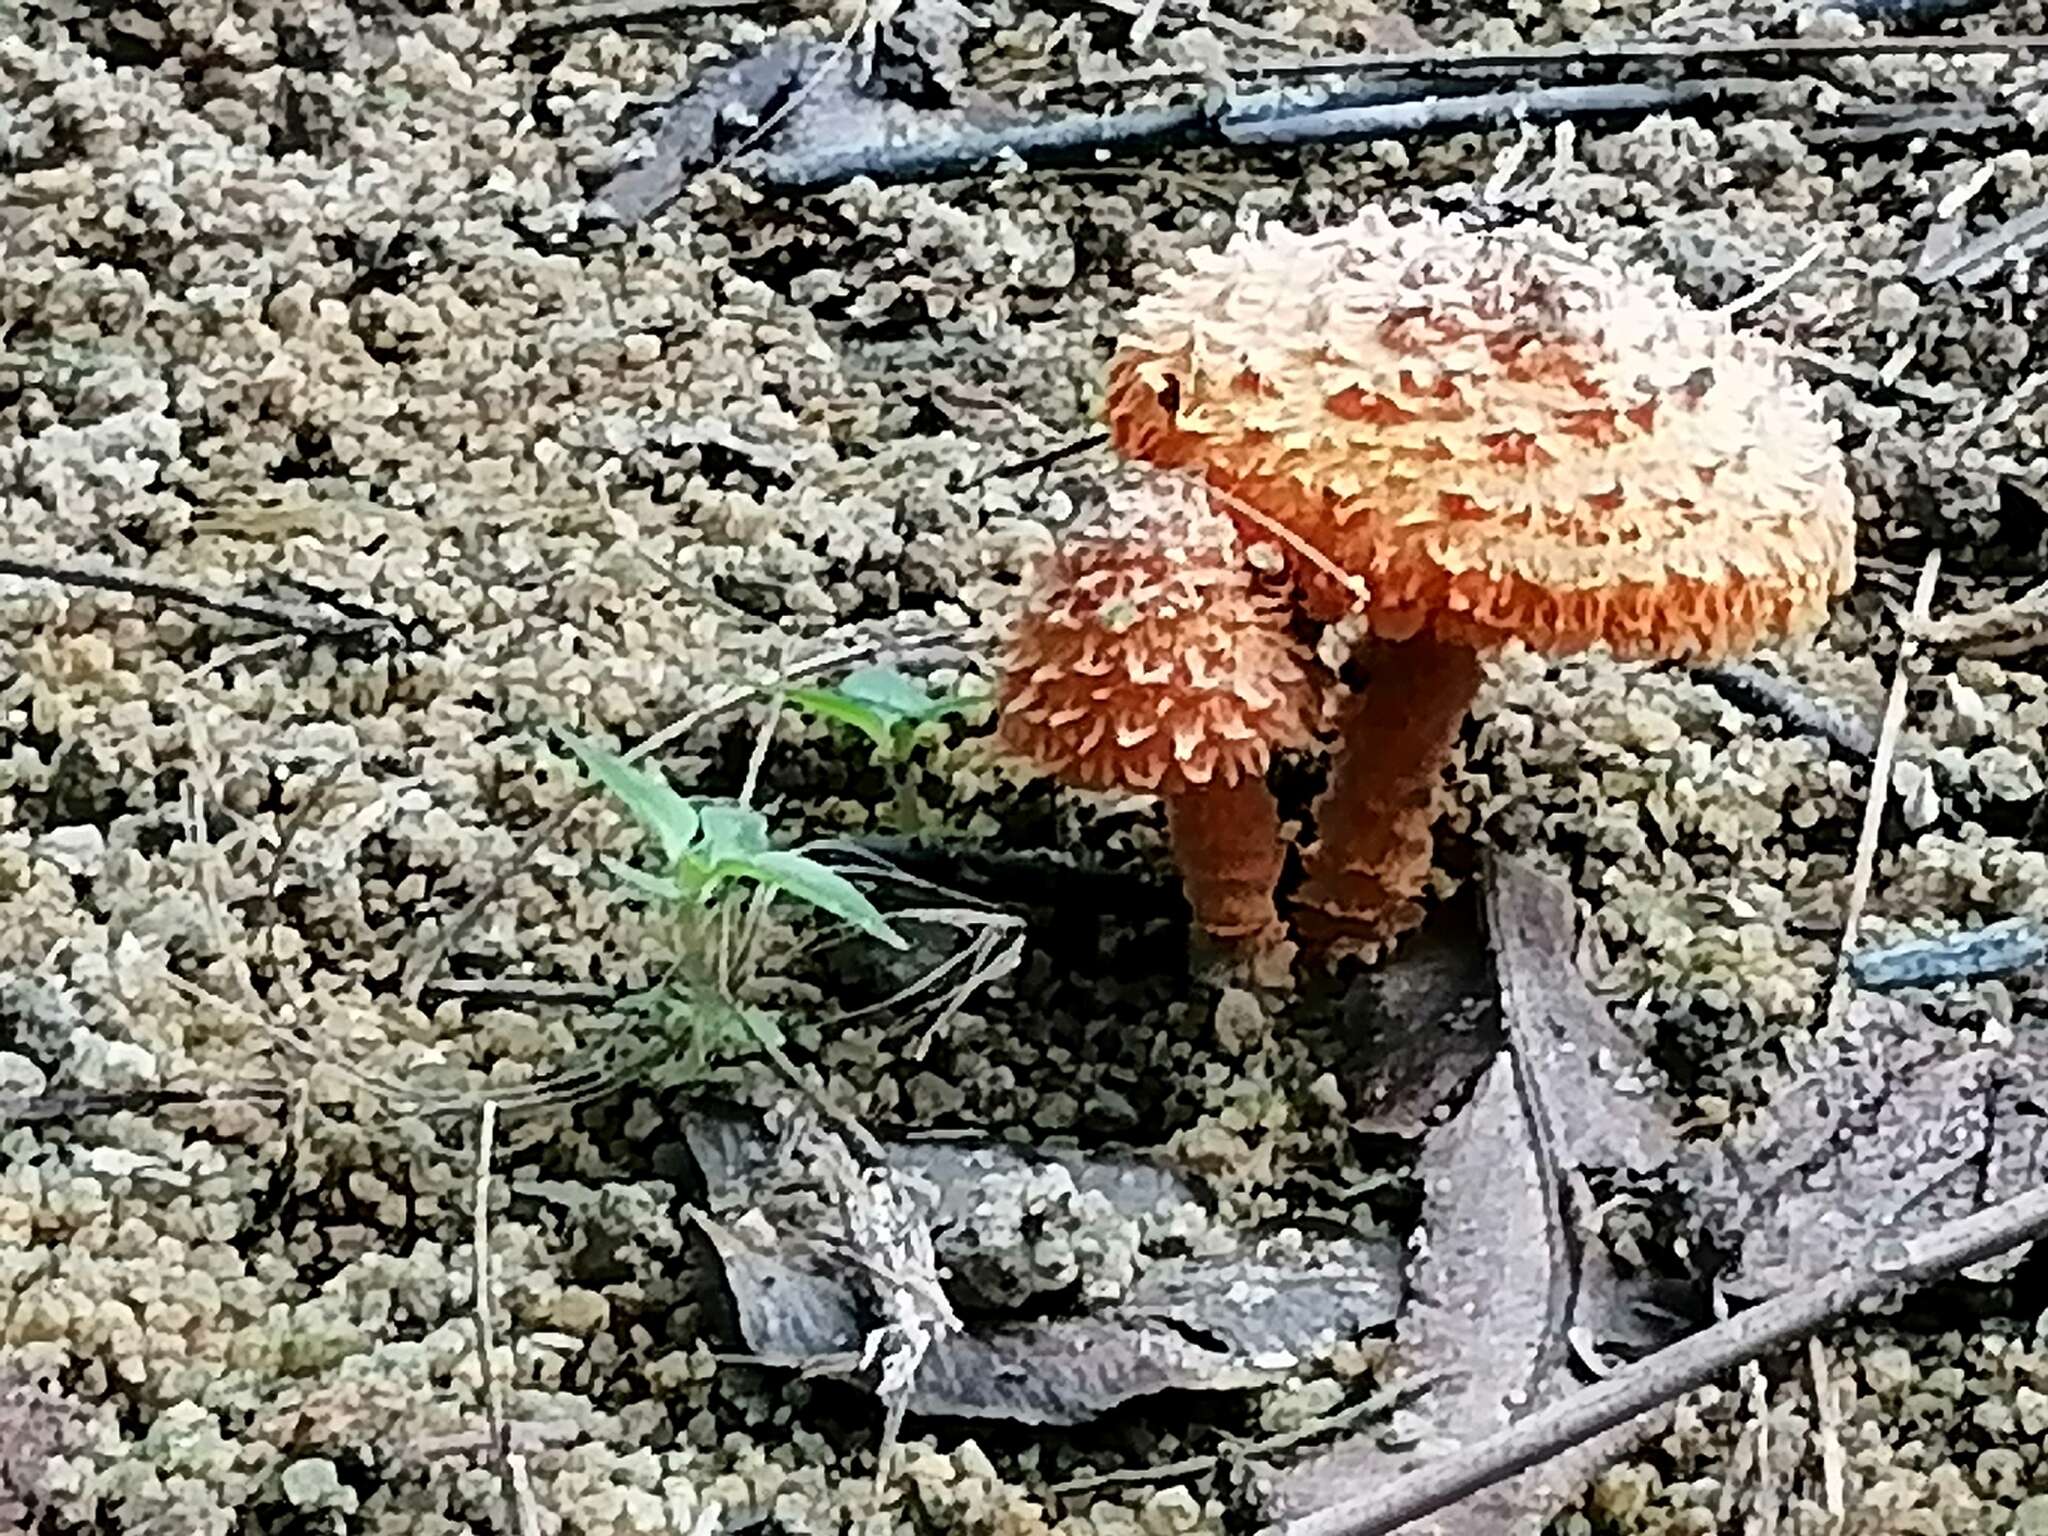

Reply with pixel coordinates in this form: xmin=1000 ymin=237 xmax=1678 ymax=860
xmin=997 ymin=478 xmax=1326 ymax=797
xmin=1105 ymin=210 xmax=1858 ymax=660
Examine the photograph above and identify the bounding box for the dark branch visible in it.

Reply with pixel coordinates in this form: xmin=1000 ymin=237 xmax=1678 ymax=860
xmin=1266 ymin=1181 xmax=2048 ymax=1536
xmin=593 ymin=53 xmax=1783 ymax=216
xmin=1692 ymin=662 xmax=1879 ymax=760
xmin=0 ymin=555 xmax=428 ymax=654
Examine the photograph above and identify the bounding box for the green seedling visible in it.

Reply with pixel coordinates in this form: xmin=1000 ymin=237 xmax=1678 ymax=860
xmin=786 ymin=664 xmax=980 ymax=832
xmin=559 ymin=731 xmax=907 ymax=952
xmin=618 ymin=985 xmax=785 ymax=1086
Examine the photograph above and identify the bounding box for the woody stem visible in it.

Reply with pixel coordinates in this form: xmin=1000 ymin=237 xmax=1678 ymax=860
xmin=1296 ymin=634 xmax=1484 ymax=951
xmin=1164 ymin=775 xmax=1288 ymax=949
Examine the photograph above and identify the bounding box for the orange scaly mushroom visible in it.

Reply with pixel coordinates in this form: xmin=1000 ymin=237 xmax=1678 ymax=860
xmin=1105 ymin=210 xmax=1856 ymax=950
xmin=997 ymin=479 xmax=1326 ymax=953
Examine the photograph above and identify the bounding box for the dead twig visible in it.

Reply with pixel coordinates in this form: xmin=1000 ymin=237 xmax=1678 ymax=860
xmin=418 ymin=978 xmax=626 ymax=1007
xmin=0 ymin=1085 xmax=289 ymax=1125
xmin=1827 ymin=551 xmax=1941 ymax=1032
xmin=598 ymin=55 xmax=1773 ymax=212
xmin=1914 ymin=579 xmax=2048 ymax=658
xmin=1263 ymin=1179 xmax=2048 ymax=1536
xmin=517 ymin=0 xmax=781 ymax=38
xmin=1846 ymin=917 xmax=2048 ymax=989
xmin=472 ymin=1102 xmax=543 ymax=1536
xmin=1223 ymin=78 xmax=1769 ymax=150
xmin=0 ymin=554 xmax=426 ymax=653
xmin=1199 ymin=29 xmax=2048 ymax=87
xmin=956 ymin=432 xmax=1108 ymax=492
xmin=1915 ymin=199 xmax=2048 ymax=285
xmin=1692 ymin=663 xmax=1878 ymax=761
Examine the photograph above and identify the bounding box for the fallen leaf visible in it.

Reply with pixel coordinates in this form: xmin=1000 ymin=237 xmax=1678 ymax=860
xmin=1335 ymin=890 xmax=1501 ymax=1138
xmin=1118 ymin=1241 xmax=1406 ymax=1362
xmin=1987 ymin=1033 xmax=2048 ymax=1203
xmin=1265 ymin=1056 xmax=1662 ymax=1533
xmin=1682 ymin=993 xmax=2009 ymax=1297
xmin=1485 ymin=854 xmax=1678 ymax=1173
xmin=688 ymin=1110 xmax=1401 ymax=1425
xmin=1264 ymin=857 xmax=1682 ymax=1532
xmin=680 ymin=1106 xmax=1200 ymax=1224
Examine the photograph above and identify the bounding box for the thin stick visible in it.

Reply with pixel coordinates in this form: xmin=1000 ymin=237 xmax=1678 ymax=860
xmin=1152 ymin=30 xmax=2048 ymax=87
xmin=1717 ymin=242 xmax=1827 ymax=319
xmin=1827 ymin=551 xmax=1940 ymax=1032
xmin=1263 ymin=1180 xmax=2048 ymax=1536
xmin=472 ymin=1102 xmax=538 ymax=1535
xmin=0 ymin=554 xmax=411 ymax=649
xmin=1692 ymin=663 xmax=1878 ymax=760
xmin=518 ymin=0 xmax=775 ymax=36
xmin=614 ymin=70 xmax=1770 ymax=206
xmin=1810 ymin=1337 xmax=1845 ymax=1524
xmin=1220 ymin=78 xmax=1769 ymax=150
xmin=956 ymin=432 xmax=1108 ymax=491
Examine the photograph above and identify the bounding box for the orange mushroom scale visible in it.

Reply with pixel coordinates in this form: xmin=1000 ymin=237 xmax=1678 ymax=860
xmin=997 ymin=480 xmax=1326 ymax=951
xmin=1105 ymin=209 xmax=1857 ymax=952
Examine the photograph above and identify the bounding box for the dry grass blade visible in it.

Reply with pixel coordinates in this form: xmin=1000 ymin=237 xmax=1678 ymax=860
xmin=471 ymin=1101 xmax=542 ymax=1535
xmin=1826 ymin=551 xmax=1940 ymax=1033
xmin=1747 ymin=1359 xmax=1780 ymax=1535
xmin=1916 ymin=201 xmax=2048 ymax=285
xmin=1914 ymin=579 xmax=2048 ymax=657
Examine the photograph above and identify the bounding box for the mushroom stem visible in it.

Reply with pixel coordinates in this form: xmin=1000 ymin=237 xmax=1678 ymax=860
xmin=1296 ymin=634 xmax=1484 ymax=952
xmin=1164 ymin=775 xmax=1288 ymax=948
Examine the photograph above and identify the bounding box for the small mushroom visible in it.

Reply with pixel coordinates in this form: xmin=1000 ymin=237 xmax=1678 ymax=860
xmin=1104 ymin=210 xmax=1856 ymax=950
xmin=997 ymin=478 xmax=1327 ymax=953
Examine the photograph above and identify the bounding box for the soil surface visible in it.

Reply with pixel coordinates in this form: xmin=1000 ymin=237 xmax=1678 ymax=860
xmin=5 ymin=0 xmax=2048 ymax=1532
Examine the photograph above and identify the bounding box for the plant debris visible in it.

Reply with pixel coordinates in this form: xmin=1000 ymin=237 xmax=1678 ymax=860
xmin=11 ymin=0 xmax=2048 ymax=1529
xmin=1683 ymin=992 xmax=2048 ymax=1297
xmin=689 ymin=1105 xmax=1402 ymax=1424
xmin=1263 ymin=855 xmax=1679 ymax=1532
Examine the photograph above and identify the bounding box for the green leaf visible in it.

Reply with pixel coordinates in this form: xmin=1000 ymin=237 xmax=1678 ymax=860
xmin=693 ymin=801 xmax=773 ymax=862
xmin=835 ymin=664 xmax=944 ymax=719
xmin=746 ymin=849 xmax=908 ymax=950
xmin=739 ymin=1008 xmax=786 ymax=1050
xmin=602 ymin=856 xmax=685 ymax=904
xmin=558 ymin=731 xmax=699 ymax=866
xmin=795 ymin=664 xmax=975 ymax=731
xmin=785 ymin=687 xmax=896 ymax=754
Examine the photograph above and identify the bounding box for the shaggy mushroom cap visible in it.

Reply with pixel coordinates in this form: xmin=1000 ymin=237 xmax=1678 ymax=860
xmin=998 ymin=480 xmax=1325 ymax=795
xmin=1106 ymin=209 xmax=1857 ymax=660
